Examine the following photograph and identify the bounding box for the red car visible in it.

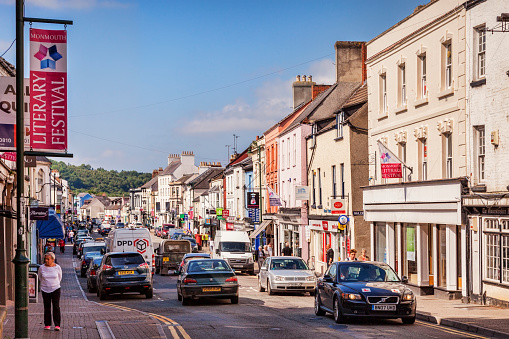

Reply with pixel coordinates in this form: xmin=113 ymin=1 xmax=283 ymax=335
xmin=155 ymin=226 xmax=162 ymax=237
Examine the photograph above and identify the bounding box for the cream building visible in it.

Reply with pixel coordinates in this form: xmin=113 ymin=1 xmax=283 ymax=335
xmin=363 ymin=0 xmax=468 ymax=298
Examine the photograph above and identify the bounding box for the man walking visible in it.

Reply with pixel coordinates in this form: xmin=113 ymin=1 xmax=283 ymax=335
xmin=326 ymin=244 xmax=334 ymax=267
xmin=282 ymin=242 xmax=292 ymax=256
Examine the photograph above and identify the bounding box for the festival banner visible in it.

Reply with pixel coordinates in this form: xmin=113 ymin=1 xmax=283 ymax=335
xmin=29 ymin=28 xmax=67 ymax=152
xmin=378 ymin=141 xmax=403 ymax=179
xmin=267 ymin=185 xmax=282 ymax=207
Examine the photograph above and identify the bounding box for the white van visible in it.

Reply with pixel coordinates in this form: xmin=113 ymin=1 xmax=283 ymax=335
xmin=212 ymin=230 xmax=254 ymax=275
xmin=106 ymin=228 xmax=155 ymax=272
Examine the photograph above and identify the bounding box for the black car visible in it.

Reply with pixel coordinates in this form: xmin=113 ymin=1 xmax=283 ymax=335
xmin=181 ymin=236 xmax=199 ymax=252
xmin=86 ymin=256 xmax=103 ymax=293
xmin=74 ymin=235 xmax=93 ymax=255
xmin=96 ymin=252 xmax=153 ymax=300
xmin=314 ymin=261 xmax=416 ymax=324
xmin=80 ymin=248 xmax=104 ymax=277
xmin=177 ymin=259 xmax=239 ymax=305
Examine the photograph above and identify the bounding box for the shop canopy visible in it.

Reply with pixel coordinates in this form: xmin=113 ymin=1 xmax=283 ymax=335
xmin=249 ymin=220 xmax=271 ymax=239
xmin=36 ymin=209 xmax=65 ymax=239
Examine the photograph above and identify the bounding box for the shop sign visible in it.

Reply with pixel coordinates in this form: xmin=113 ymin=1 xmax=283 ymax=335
xmin=352 ymin=211 xmax=364 ymax=216
xmin=205 ymin=218 xmax=211 ymax=225
xmin=30 ymin=207 xmax=49 ymax=220
xmin=216 ymin=208 xmax=223 ymax=216
xmin=331 ymin=199 xmax=346 ymax=214
xmin=222 ymin=209 xmax=230 ymax=217
xmin=246 ymin=192 xmax=259 ymax=209
xmin=226 ymin=222 xmax=234 ymax=230
xmin=179 ymin=214 xmax=186 ymax=219
xmin=295 ymin=186 xmax=310 ymax=200
xmin=226 ymin=216 xmax=235 ymax=223
xmin=305 ymin=225 xmax=311 ymax=242
xmin=322 ymin=221 xmax=328 ymax=231
xmin=248 ymin=208 xmax=260 ymax=223
xmin=378 ymin=141 xmax=403 ymax=179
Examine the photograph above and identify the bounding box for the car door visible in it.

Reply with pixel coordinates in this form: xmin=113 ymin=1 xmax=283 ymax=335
xmin=259 ymin=258 xmax=269 ymax=288
xmin=322 ymin=263 xmax=337 ymax=310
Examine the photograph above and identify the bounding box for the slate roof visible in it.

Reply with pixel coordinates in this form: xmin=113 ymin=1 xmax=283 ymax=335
xmin=141 ymin=176 xmax=159 ymax=189
xmin=160 ymin=160 xmax=181 ymax=176
xmin=307 ymin=82 xmax=361 ymax=122
xmin=188 ymin=167 xmax=224 ymax=190
xmin=170 ymin=173 xmax=196 ymax=185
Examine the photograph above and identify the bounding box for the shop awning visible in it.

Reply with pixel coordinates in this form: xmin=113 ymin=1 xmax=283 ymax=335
xmin=249 ymin=220 xmax=271 ymax=239
xmin=36 ymin=209 xmax=64 ymax=239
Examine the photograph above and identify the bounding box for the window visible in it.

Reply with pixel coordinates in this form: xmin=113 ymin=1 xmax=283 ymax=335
xmin=336 ymin=111 xmax=344 ymax=138
xmin=399 ymin=142 xmax=407 ymax=182
xmin=484 ymin=218 xmax=509 ymax=284
xmin=445 ymin=43 xmax=452 ymax=89
xmin=318 ymin=168 xmax=322 ymax=208
xmin=312 ymin=170 xmax=316 ymax=207
xmin=421 ymin=139 xmax=428 ymax=181
xmin=477 ymin=26 xmax=486 ymax=78
xmin=287 ymin=137 xmax=290 ymax=169
xmin=476 ymin=126 xmax=485 ymax=182
xmin=380 ymin=74 xmax=387 ymax=115
xmin=420 ymin=55 xmax=427 ymax=98
xmin=312 ymin=124 xmax=317 ymax=148
xmin=281 ymin=140 xmax=285 ymax=169
xmin=399 ymin=64 xmax=406 ymax=106
xmin=332 ymin=165 xmax=337 ymax=199
xmin=437 ymin=225 xmax=447 ymax=287
xmin=444 ymin=134 xmax=453 ymax=179
xmin=340 ymin=163 xmax=345 ymax=199
xmin=293 ymin=133 xmax=297 ymax=166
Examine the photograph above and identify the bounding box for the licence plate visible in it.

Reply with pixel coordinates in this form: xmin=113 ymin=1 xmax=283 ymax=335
xmin=117 ymin=270 xmax=134 ymax=275
xmin=162 ymin=257 xmax=169 ymax=262
xmin=233 ymin=265 xmax=243 ymax=268
xmin=202 ymin=287 xmax=221 ymax=292
xmin=372 ymin=305 xmax=396 ymax=311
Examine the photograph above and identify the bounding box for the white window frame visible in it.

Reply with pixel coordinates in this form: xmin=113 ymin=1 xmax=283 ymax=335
xmin=422 ymin=139 xmax=427 ymax=181
xmin=381 ymin=74 xmax=387 ymax=114
xmin=421 ymin=55 xmax=427 ymax=98
xmin=477 ymin=126 xmax=485 ymax=183
xmin=445 ymin=43 xmax=452 ymax=89
xmin=483 ymin=218 xmax=509 ymax=285
xmin=287 ymin=137 xmax=290 ymax=169
xmin=477 ymin=26 xmax=486 ymax=79
xmin=336 ymin=111 xmax=344 ymax=139
xmin=400 ymin=64 xmax=406 ymax=106
xmin=446 ymin=134 xmax=453 ymax=179
xmin=281 ymin=140 xmax=285 ymax=170
xmin=293 ymin=133 xmax=297 ymax=167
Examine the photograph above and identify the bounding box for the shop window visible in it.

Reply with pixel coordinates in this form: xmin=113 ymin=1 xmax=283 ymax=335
xmin=484 ymin=218 xmax=509 ymax=284
xmin=375 ymin=223 xmax=387 ymax=263
xmin=402 ymin=224 xmax=418 ymax=284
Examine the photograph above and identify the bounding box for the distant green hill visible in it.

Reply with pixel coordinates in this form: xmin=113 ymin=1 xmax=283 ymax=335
xmin=51 ymin=161 xmax=152 ymax=197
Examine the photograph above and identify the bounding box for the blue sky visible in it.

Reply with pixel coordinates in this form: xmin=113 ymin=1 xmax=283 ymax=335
xmin=0 ymin=0 xmax=427 ymax=172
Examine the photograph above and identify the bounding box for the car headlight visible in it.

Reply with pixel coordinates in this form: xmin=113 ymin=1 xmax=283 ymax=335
xmin=274 ymin=276 xmax=284 ymax=281
xmin=248 ymin=257 xmax=254 ymax=264
xmin=306 ymin=275 xmax=315 ymax=281
xmin=402 ymin=292 xmax=414 ymax=301
xmin=341 ymin=293 xmax=362 ymax=300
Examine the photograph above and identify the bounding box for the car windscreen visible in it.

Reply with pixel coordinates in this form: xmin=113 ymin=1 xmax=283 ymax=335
xmin=83 ymin=246 xmax=105 ymax=254
xmin=92 ymin=257 xmax=103 ymax=266
xmin=84 ymin=252 xmax=102 ymax=259
xmin=163 ymin=242 xmax=190 ymax=252
xmin=269 ymin=258 xmax=308 ymax=270
xmin=182 ymin=238 xmax=196 ymax=244
xmin=187 ymin=259 xmax=231 ymax=272
xmin=184 ymin=255 xmax=210 ymax=264
xmin=109 ymin=254 xmax=144 ymax=266
xmin=338 ymin=263 xmax=400 ymax=282
xmin=219 ymin=242 xmax=250 ymax=252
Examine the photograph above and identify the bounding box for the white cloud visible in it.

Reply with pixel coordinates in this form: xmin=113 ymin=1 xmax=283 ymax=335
xmin=180 ymin=59 xmax=335 ymax=135
xmin=101 ymin=148 xmax=124 ymax=159
xmin=0 ymin=0 xmax=130 ymax=9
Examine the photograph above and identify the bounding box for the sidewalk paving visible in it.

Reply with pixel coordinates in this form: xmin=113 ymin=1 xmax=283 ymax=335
xmin=2 ymin=245 xmax=166 ymax=339
xmin=416 ymin=295 xmax=509 ymax=338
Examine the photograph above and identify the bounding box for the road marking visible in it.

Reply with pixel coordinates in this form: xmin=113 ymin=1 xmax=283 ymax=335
xmin=147 ymin=313 xmax=191 ymax=339
xmin=416 ymin=320 xmax=489 ymax=338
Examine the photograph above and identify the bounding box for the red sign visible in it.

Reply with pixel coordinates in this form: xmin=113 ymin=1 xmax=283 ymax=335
xmin=381 ymin=163 xmax=402 ymax=179
xmin=222 ymin=209 xmax=230 ymax=217
xmin=322 ymin=221 xmax=328 ymax=231
xmin=189 ymin=210 xmax=193 ymax=219
xmin=331 ymin=199 xmax=346 ymax=214
xmin=226 ymin=222 xmax=234 ymax=230
xmin=29 ymin=28 xmax=68 ymax=152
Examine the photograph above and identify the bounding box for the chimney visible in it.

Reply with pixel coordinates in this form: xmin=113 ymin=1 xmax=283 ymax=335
xmin=168 ymin=153 xmax=180 ymax=165
xmin=335 ymin=41 xmax=367 ymax=83
xmin=292 ymin=74 xmax=314 ymax=110
xmin=152 ymin=169 xmax=159 ymax=178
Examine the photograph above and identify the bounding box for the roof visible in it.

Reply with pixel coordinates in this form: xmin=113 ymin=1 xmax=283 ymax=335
xmin=286 ymin=84 xmax=337 ymax=130
xmin=160 ymin=160 xmax=181 ymax=176
xmin=141 ymin=175 xmax=159 ymax=189
xmin=341 ymin=83 xmax=368 ymax=110
xmin=0 ymin=57 xmax=16 ymax=76
xmin=170 ymin=173 xmax=196 ymax=185
xmin=307 ymin=82 xmax=361 ymax=122
xmin=188 ymin=167 xmax=224 ymax=190
xmin=262 ymin=100 xmax=311 ymax=136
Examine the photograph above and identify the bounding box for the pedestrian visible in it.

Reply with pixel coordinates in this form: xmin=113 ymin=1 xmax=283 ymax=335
xmin=326 ymin=244 xmax=334 ymax=267
xmin=58 ymin=239 xmax=65 ymax=254
xmin=346 ymin=249 xmax=358 ymax=261
xmin=267 ymin=243 xmax=273 ymax=257
xmin=257 ymin=246 xmax=265 ymax=271
xmin=359 ymin=248 xmax=369 ymax=261
xmin=282 ymin=242 xmax=292 ymax=256
xmin=68 ymin=229 xmax=74 ymax=244
xmin=209 ymin=239 xmax=214 ymax=255
xmin=38 ymin=252 xmax=62 ymax=331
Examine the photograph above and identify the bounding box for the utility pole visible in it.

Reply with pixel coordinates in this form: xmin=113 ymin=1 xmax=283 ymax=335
xmin=225 ymin=145 xmax=231 ymax=162
xmin=233 ymin=134 xmax=239 ymax=154
xmin=13 ymin=1 xmax=29 ymax=337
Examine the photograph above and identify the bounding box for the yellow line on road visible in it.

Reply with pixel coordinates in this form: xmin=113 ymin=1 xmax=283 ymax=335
xmin=148 ymin=313 xmax=191 ymax=339
xmin=175 ymin=325 xmax=191 ymax=339
xmin=416 ymin=320 xmax=489 ymax=338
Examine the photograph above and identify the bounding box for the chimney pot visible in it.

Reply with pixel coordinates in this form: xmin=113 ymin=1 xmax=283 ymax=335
xmin=308 ymin=75 xmax=312 ymax=82
xmin=302 ymin=75 xmax=307 ymax=82
xmin=296 ymin=75 xmax=301 ymax=82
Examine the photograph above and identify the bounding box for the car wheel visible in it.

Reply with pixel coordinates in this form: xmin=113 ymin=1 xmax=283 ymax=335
xmin=333 ymin=296 xmax=343 ymax=323
xmin=145 ymin=289 xmax=153 ymax=299
xmin=81 ymin=271 xmax=86 ymax=278
xmin=402 ymin=316 xmax=416 ymax=325
xmin=267 ymin=280 xmax=274 ymax=295
xmin=248 ymin=271 xmax=255 ymax=276
xmin=230 ymin=296 xmax=239 ymax=304
xmin=155 ymin=267 xmax=160 ymax=275
xmin=258 ymin=277 xmax=265 ymax=292
xmin=314 ymin=290 xmax=325 ymax=316
xmin=99 ymin=289 xmax=107 ymax=300
xmin=182 ymin=296 xmax=190 ymax=306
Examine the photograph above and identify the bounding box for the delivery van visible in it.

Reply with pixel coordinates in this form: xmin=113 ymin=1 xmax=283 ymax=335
xmin=106 ymin=228 xmax=155 ymax=272
xmin=212 ymin=230 xmax=254 ymax=275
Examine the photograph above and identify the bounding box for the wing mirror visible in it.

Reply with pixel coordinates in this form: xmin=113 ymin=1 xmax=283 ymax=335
xmin=215 ymin=249 xmax=220 ymax=255
xmin=260 ymin=266 xmax=267 ymax=271
xmin=323 ymin=275 xmax=333 ymax=283
xmin=401 ymin=276 xmax=409 ymax=284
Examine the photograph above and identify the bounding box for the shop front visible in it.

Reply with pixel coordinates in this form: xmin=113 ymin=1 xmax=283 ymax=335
xmin=276 ymin=207 xmax=307 ymax=259
xmin=364 ymin=179 xmax=465 ymax=298
xmin=308 ymin=218 xmax=345 ymax=276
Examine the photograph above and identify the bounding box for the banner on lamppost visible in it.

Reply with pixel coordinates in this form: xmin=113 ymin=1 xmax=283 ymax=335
xmin=29 ymin=28 xmax=68 ymax=152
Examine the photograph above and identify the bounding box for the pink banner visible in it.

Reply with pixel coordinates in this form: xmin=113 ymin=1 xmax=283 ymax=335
xmin=29 ymin=29 xmax=67 ymax=151
xmin=381 ymin=163 xmax=402 ymax=178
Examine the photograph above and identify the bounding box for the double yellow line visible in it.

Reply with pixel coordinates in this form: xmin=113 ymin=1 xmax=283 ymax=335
xmin=100 ymin=302 xmax=191 ymax=339
xmin=416 ymin=320 xmax=489 ymax=338
xmin=148 ymin=313 xmax=191 ymax=339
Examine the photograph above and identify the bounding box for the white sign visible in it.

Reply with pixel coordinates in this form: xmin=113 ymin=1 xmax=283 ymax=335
xmin=295 ymin=186 xmax=310 ymax=200
xmin=331 ymin=199 xmax=347 ymax=215
xmin=226 ymin=216 xmax=235 ymax=223
xmin=0 ymin=77 xmax=31 ymax=150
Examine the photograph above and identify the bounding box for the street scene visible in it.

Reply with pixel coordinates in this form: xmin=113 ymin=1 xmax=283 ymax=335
xmin=1 ymin=0 xmax=509 ymax=338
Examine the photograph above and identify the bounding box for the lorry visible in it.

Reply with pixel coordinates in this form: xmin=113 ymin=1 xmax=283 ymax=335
xmin=154 ymin=239 xmax=192 ymax=275
xmin=105 ymin=228 xmax=155 ymax=273
xmin=212 ymin=230 xmax=255 ymax=275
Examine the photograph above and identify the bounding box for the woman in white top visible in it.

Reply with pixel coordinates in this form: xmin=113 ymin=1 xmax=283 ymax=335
xmin=38 ymin=252 xmax=62 ymax=331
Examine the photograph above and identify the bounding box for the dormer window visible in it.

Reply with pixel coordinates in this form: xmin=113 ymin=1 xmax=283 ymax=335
xmin=336 ymin=111 xmax=345 ymax=139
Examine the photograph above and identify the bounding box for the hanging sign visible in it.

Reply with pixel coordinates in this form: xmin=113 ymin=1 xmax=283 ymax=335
xmin=246 ymin=192 xmax=259 ymax=209
xmin=378 ymin=141 xmax=402 ymax=179
xmin=331 ymin=199 xmax=346 ymax=214
xmin=29 ymin=28 xmax=68 ymax=152
xmin=268 ymin=185 xmax=282 ymax=207
xmin=295 ymin=186 xmax=310 ymax=200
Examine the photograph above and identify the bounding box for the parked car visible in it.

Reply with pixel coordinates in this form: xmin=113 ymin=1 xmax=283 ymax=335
xmin=314 ymin=261 xmax=416 ymax=324
xmin=176 ymin=258 xmax=238 ymax=305
xmin=114 ymin=222 xmax=125 ymax=229
xmin=86 ymin=256 xmax=103 ymax=293
xmin=170 ymin=230 xmax=186 ymax=240
xmin=154 ymin=240 xmax=191 ymax=275
xmin=181 ymin=236 xmax=199 ymax=253
xmin=96 ymin=252 xmax=153 ymax=300
xmin=81 ymin=251 xmax=102 ymax=277
xmin=155 ymin=226 xmax=162 ymax=237
xmin=161 ymin=224 xmax=175 ymax=239
xmin=74 ymin=235 xmax=93 ymax=255
xmin=258 ymin=257 xmax=316 ymax=295
xmin=176 ymin=253 xmax=211 ymax=275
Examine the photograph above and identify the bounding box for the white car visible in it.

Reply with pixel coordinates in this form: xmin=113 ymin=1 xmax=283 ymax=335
xmin=258 ymin=256 xmax=316 ymax=296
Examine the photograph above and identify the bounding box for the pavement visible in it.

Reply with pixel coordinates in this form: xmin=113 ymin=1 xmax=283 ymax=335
xmin=2 ymin=244 xmax=166 ymax=339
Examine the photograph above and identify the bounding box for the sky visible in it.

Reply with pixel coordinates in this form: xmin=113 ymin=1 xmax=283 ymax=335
xmin=0 ymin=0 xmax=428 ymax=173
